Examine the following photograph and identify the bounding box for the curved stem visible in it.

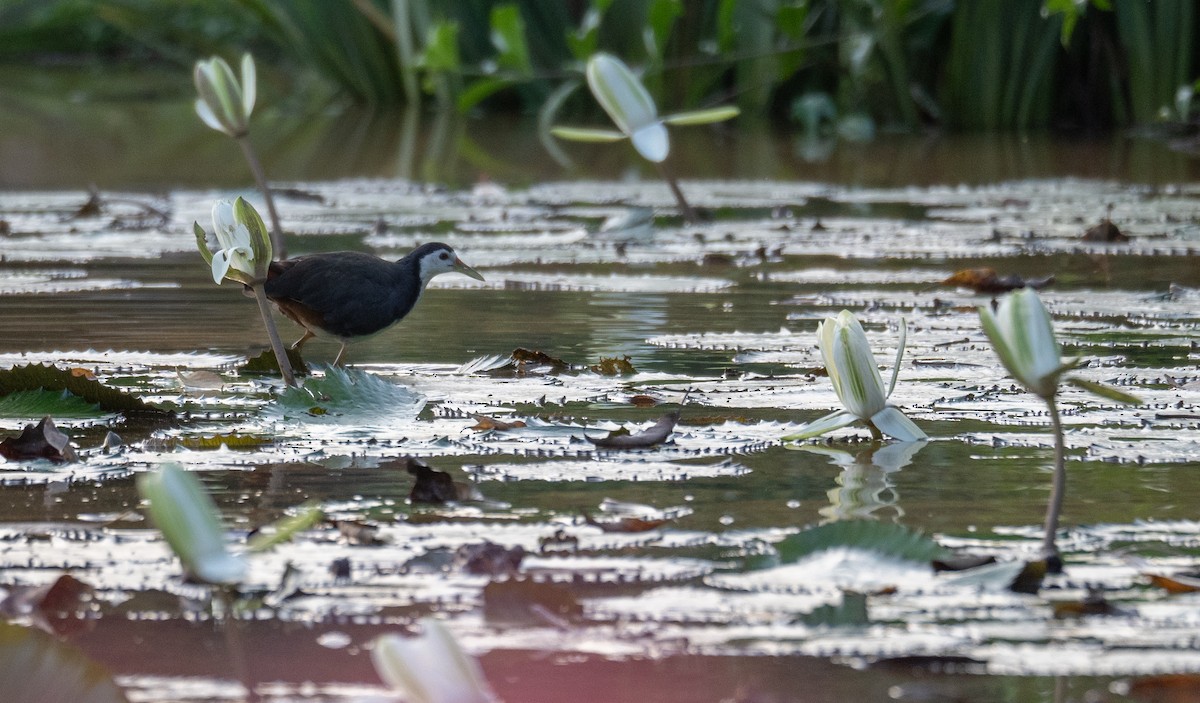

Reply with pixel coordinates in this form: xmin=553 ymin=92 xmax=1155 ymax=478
xmin=1042 ymin=398 xmax=1067 ymax=562
xmin=654 ymin=161 xmax=699 ymax=224
xmin=216 ymin=586 xmax=258 ymax=702
xmin=237 ymin=136 xmax=286 ymax=260
xmin=252 ymin=284 xmax=296 ymax=387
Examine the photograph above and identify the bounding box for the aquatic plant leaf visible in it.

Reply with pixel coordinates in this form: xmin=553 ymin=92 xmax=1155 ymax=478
xmin=0 ymin=389 xmax=99 ymax=418
xmin=548 ymin=126 xmax=626 ymax=142
xmin=136 ymin=464 xmax=247 ymax=586
xmin=939 ymin=560 xmax=1030 ymax=591
xmin=372 ymin=619 xmax=497 ymax=703
xmin=772 ymin=520 xmax=949 ymax=566
xmin=0 ymin=416 xmax=78 ymax=463
xmin=276 ymin=367 xmax=424 ymax=418
xmin=0 ymin=622 xmax=128 ymax=703
xmin=587 ymin=410 xmax=679 ymax=449
xmin=1066 ymin=376 xmax=1142 ymax=404
xmin=246 ymin=503 xmax=324 ymax=553
xmin=0 ymin=363 xmax=168 ymax=418
xmin=662 ymin=106 xmax=741 ymax=126
xmin=469 ymin=414 xmax=526 ymax=431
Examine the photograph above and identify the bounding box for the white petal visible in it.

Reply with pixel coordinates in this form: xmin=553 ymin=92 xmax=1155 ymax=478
xmin=211 ymin=250 xmax=233 ymax=283
xmin=194 ymin=98 xmax=227 ymax=133
xmin=240 ymin=53 xmax=256 ymax=118
xmin=869 ymin=406 xmax=927 ymax=441
xmin=210 ymin=200 xmax=237 ymax=248
xmin=630 ymin=122 xmax=669 ymax=162
xmin=586 ymin=53 xmax=658 ymax=134
xmin=831 ymin=316 xmax=887 ymax=418
xmin=782 ymin=410 xmax=860 ymax=441
xmin=371 ymin=620 xmax=494 ymax=703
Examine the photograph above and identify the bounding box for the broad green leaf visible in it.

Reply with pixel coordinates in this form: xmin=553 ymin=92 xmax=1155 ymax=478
xmin=0 ymin=389 xmax=100 ymax=418
xmin=0 ymin=623 xmax=128 ymax=703
xmin=0 ymin=363 xmax=169 ymax=419
xmin=1066 ymin=376 xmax=1142 ymax=404
xmin=247 ymin=503 xmax=324 ymax=553
xmin=662 ymin=106 xmax=741 ymax=126
xmin=549 ymin=126 xmax=627 ymax=142
xmin=137 ymin=464 xmax=247 ymax=585
xmin=489 ymin=4 xmax=532 ymax=76
xmin=772 ymin=520 xmax=949 ymax=566
xmin=276 ymin=367 xmax=425 ymax=420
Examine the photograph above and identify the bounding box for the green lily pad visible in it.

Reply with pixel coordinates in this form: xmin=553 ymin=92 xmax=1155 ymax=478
xmin=0 ymin=389 xmax=100 ymax=418
xmin=0 ymin=364 xmax=169 ymax=419
xmin=773 ymin=521 xmax=950 ymax=566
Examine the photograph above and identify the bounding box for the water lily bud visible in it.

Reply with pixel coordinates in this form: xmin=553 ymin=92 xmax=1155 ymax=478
xmin=979 ymin=288 xmax=1070 ymax=399
xmin=585 ymin=53 xmax=669 ymax=162
xmin=194 ymin=53 xmax=257 ymax=138
xmin=137 ymin=464 xmax=247 ymax=585
xmin=372 ymin=619 xmax=497 ymax=703
xmin=195 ymin=197 xmax=272 ymax=285
xmin=785 ymin=310 xmax=925 ymax=442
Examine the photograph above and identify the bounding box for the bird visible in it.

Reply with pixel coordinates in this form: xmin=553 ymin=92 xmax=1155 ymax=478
xmin=262 ymin=242 xmax=484 ymax=365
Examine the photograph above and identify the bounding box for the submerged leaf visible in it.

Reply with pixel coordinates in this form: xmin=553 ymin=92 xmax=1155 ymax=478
xmin=276 ymin=367 xmax=425 ymax=419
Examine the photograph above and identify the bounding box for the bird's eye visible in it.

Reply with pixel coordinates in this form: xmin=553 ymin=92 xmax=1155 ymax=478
xmin=439 ymin=252 xmax=450 ymax=260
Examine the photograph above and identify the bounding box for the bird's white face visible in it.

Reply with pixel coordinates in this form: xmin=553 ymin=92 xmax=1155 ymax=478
xmin=416 ymin=246 xmax=460 ymax=285
xmin=416 ymin=246 xmax=485 ymax=286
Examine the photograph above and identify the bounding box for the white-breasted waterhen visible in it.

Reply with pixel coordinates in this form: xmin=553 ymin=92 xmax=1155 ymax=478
xmin=263 ymin=242 xmax=484 ymax=365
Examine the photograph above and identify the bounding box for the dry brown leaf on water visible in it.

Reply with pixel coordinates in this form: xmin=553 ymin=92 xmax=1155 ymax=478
xmin=510 ymin=348 xmax=571 ymax=373
xmin=941 ymin=267 xmax=1055 ymax=294
xmin=587 ymin=410 xmax=680 ymax=449
xmin=0 ymin=417 xmax=78 ymax=463
xmin=583 ymin=512 xmax=670 ymax=533
xmin=68 ymin=367 xmax=96 ymax=381
xmin=1051 ymin=590 xmax=1127 ymax=619
xmin=628 ymin=394 xmax=659 ymax=407
xmin=1121 ymin=674 xmax=1200 ymax=703
xmin=590 ymin=355 xmax=637 ymax=376
xmin=1144 ymin=572 xmax=1200 ymax=594
xmin=583 ymin=498 xmax=690 ymax=532
xmin=469 ymin=414 xmax=526 ymax=431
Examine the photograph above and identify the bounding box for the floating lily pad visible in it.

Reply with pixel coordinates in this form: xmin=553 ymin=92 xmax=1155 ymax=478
xmin=0 ymin=364 xmax=169 ymax=419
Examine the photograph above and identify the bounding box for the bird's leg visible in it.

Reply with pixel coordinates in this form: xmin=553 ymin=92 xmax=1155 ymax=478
xmin=291 ymin=329 xmax=315 ymax=351
xmin=333 ymin=342 xmax=350 ymax=366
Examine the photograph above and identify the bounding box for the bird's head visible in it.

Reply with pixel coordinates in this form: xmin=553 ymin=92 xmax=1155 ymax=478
xmin=412 ymin=242 xmax=485 ymax=286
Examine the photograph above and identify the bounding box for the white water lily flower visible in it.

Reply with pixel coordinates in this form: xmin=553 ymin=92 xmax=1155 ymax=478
xmin=194 ymin=53 xmax=256 ymax=138
xmin=551 ymin=53 xmax=739 ymax=163
xmin=372 ymin=619 xmax=497 ymax=703
xmin=194 ymin=197 xmax=272 ymax=285
xmin=979 ymin=287 xmax=1140 ymax=403
xmin=136 ymin=464 xmax=247 ymax=585
xmin=208 ymin=200 xmax=255 ymax=284
xmin=784 ymin=311 xmax=926 ymax=442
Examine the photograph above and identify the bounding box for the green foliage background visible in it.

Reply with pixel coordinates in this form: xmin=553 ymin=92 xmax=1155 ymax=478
xmin=0 ymin=0 xmax=1196 ymax=131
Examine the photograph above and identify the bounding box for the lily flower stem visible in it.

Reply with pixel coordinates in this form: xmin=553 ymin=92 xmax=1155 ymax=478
xmin=236 ymin=136 xmax=286 ymax=260
xmin=216 ymin=587 xmax=259 ymax=703
xmin=251 ymin=284 xmax=296 ymax=387
xmin=1042 ymin=398 xmax=1067 ymax=566
xmin=654 ymin=161 xmax=699 ymax=224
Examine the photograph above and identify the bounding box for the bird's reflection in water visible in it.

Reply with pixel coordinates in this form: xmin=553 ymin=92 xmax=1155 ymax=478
xmin=793 ymin=440 xmax=927 ymax=523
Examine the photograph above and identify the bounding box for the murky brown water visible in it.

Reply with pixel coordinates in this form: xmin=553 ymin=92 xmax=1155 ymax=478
xmin=2 ymin=90 xmax=1200 ymax=702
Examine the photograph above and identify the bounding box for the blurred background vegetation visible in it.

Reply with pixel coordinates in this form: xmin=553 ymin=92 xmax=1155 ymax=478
xmin=0 ymin=0 xmax=1196 ymax=135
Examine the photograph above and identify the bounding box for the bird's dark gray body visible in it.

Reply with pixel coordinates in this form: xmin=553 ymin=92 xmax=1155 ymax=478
xmin=262 ymin=242 xmax=483 ymax=364
xmin=265 ymin=250 xmax=424 ymax=338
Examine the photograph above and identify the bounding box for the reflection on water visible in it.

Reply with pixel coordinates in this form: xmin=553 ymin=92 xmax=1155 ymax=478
xmin=798 ymin=441 xmax=926 ymax=522
xmin=2 ymin=82 xmax=1199 ymax=190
